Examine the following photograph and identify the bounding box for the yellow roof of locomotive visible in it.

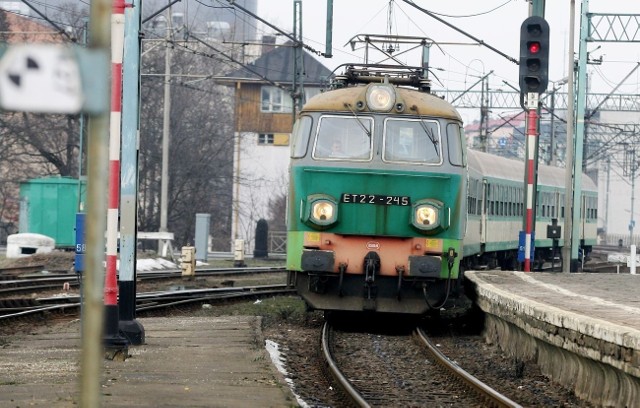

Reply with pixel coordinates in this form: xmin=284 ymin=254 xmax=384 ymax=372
xmin=302 ymin=85 xmax=462 ymax=122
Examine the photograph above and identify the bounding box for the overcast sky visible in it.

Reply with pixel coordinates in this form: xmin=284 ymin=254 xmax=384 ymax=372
xmin=257 ymin=1 xmax=640 ymax=113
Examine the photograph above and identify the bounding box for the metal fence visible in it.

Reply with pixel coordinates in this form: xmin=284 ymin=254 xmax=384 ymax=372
xmin=269 ymin=231 xmax=287 ymax=253
xmin=602 ymin=233 xmax=640 ymax=248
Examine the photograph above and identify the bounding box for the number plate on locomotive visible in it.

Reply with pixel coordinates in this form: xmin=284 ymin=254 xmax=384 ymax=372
xmin=341 ymin=193 xmax=410 ymax=206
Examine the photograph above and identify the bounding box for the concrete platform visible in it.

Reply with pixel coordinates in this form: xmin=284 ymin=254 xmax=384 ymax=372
xmin=0 ymin=316 xmax=296 ymax=407
xmin=465 ymin=271 xmax=640 ymax=407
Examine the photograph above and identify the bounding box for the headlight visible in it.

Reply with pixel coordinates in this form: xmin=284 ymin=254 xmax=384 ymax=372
xmin=415 ymin=206 xmax=438 ymax=226
xmin=312 ymin=201 xmax=335 ymax=222
xmin=303 ymin=195 xmax=338 ymax=228
xmin=412 ymin=199 xmax=446 ymax=233
xmin=366 ymin=84 xmax=395 ymax=111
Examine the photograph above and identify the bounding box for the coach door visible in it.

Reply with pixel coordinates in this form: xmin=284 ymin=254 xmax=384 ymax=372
xmin=580 ymin=195 xmax=587 ymax=239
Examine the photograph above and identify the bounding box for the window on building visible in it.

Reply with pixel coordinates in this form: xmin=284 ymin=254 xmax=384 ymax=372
xmin=261 ymin=86 xmax=293 ymax=113
xmin=258 ymin=134 xmax=274 ymax=145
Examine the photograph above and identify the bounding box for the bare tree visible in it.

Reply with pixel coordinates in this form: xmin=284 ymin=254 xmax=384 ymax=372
xmin=140 ymin=35 xmax=235 ymax=249
xmin=268 ymin=192 xmax=287 ymax=232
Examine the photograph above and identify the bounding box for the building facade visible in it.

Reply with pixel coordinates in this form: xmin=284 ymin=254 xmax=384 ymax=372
xmin=218 ymin=42 xmax=332 ymax=253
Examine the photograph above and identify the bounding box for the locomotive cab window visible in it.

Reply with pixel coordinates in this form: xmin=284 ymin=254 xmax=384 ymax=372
xmin=446 ymin=123 xmax=465 ymax=167
xmin=312 ymin=115 xmax=373 ymax=161
xmin=383 ymin=118 xmax=442 ymax=164
xmin=291 ymin=116 xmax=313 ymax=158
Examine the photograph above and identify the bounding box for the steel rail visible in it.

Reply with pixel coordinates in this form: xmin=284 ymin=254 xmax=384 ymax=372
xmin=0 ymin=267 xmax=286 ymax=297
xmin=135 ymin=288 xmax=295 ymax=312
xmin=415 ymin=328 xmax=522 ymax=408
xmin=320 ymin=322 xmax=370 ymax=408
xmin=137 ymin=266 xmax=286 ymax=278
xmin=0 ymin=303 xmax=79 ymax=321
xmin=1 ymin=285 xmax=295 ymax=321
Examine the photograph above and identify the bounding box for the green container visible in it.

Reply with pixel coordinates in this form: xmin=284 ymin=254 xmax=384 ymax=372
xmin=19 ymin=177 xmax=86 ymax=248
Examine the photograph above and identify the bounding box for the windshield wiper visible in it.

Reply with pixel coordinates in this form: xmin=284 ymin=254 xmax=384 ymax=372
xmin=343 ymin=103 xmax=372 ymax=138
xmin=410 ymin=104 xmax=439 ymax=157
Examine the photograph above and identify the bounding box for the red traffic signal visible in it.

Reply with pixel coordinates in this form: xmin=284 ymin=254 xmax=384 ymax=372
xmin=528 ymin=42 xmax=540 ymax=54
xmin=519 ymin=16 xmax=550 ymax=95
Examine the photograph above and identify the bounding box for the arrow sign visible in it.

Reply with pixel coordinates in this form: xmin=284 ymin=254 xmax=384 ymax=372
xmin=0 ymin=45 xmax=83 ymax=113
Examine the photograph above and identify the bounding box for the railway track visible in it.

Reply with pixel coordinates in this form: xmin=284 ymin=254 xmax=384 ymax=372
xmin=0 ymin=266 xmax=287 ymax=294
xmin=0 ymin=284 xmax=295 ymax=323
xmin=320 ymin=322 xmax=521 ymax=407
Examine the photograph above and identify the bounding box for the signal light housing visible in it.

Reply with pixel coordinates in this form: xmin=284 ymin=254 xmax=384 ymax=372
xmin=519 ymin=16 xmax=550 ymax=95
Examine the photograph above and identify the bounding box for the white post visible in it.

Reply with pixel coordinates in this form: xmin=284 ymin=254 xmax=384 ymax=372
xmin=181 ymin=246 xmax=196 ymax=278
xmin=631 ymin=244 xmax=637 ymax=275
xmin=234 ymin=239 xmax=246 ymax=267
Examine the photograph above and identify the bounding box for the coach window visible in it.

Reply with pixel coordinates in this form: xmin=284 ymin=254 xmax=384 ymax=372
xmin=518 ymin=189 xmax=523 ymax=216
xmin=313 ymin=116 xmax=373 ymax=161
xmin=507 ymin=187 xmax=515 ymax=217
xmin=493 ymin=185 xmax=498 ymax=216
xmin=446 ymin=123 xmax=465 ymax=167
xmin=291 ymin=116 xmax=313 ymax=158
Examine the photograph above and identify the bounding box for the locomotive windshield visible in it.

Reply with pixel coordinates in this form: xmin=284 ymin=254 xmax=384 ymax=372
xmin=383 ymin=118 xmax=442 ymax=164
xmin=312 ymin=116 xmax=373 ymax=160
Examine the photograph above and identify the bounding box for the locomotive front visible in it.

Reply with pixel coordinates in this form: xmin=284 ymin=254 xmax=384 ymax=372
xmin=287 ymin=74 xmax=467 ymax=315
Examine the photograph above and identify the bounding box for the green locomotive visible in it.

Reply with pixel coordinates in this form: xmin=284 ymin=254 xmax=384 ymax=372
xmin=286 ymin=65 xmax=467 ymax=314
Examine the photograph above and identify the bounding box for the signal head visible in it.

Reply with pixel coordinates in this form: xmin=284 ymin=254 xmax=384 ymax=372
xmin=519 ymin=16 xmax=550 ymax=96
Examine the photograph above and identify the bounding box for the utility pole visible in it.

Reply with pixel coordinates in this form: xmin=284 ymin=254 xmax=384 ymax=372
xmin=531 ymin=0 xmax=545 ymax=17
xmin=562 ymin=0 xmax=576 ymax=273
xmin=325 ymin=0 xmax=333 ymax=58
xmin=103 ymin=0 xmax=128 ymax=354
xmin=292 ymin=0 xmax=304 ymax=120
xmin=624 ymin=147 xmax=637 ymax=246
xmin=160 ymin=7 xmax=172 ymax=251
xmin=569 ymin=0 xmax=589 ymax=271
xmin=81 ymin=0 xmax=111 ymax=405
xmin=479 ymin=75 xmax=488 ymax=152
xmin=604 ymin=157 xmax=610 ymax=241
xmin=548 ymin=87 xmax=556 ymax=165
xmin=119 ymin=0 xmax=144 ymax=345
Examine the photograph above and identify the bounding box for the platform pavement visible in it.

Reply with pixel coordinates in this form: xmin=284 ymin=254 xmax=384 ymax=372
xmin=0 ymin=316 xmax=297 ymax=407
xmin=465 ymin=271 xmax=640 ymax=407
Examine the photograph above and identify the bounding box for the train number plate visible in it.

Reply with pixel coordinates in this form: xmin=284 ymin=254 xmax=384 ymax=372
xmin=341 ymin=193 xmax=410 ymax=206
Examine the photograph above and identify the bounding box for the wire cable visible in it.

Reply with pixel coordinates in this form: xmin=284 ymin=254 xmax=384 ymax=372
xmin=419 ymin=0 xmax=515 ymax=18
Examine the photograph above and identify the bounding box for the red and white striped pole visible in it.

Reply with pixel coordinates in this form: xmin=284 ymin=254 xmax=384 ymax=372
xmin=524 ymin=103 xmax=538 ymax=272
xmin=105 ymin=0 xmax=126 ymax=348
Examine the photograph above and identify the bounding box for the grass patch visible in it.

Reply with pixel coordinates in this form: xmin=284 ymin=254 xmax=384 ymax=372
xmin=196 ymin=295 xmax=309 ymax=325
